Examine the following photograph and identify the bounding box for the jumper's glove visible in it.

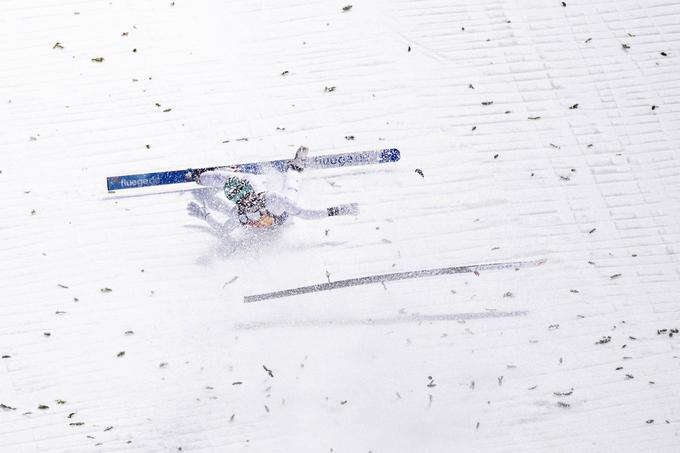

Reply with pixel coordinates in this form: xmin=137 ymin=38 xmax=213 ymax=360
xmin=327 ymin=203 xmax=359 ymax=217
xmin=187 ymin=201 xmax=209 ymax=219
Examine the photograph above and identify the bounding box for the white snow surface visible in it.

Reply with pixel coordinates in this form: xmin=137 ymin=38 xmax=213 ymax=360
xmin=2 ymin=1 xmax=680 ymax=452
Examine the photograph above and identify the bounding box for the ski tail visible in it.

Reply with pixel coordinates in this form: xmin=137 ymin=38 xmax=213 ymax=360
xmin=106 ymin=148 xmax=400 ymax=191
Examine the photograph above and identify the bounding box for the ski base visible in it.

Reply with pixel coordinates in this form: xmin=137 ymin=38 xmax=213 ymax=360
xmin=243 ymin=258 xmax=546 ymax=303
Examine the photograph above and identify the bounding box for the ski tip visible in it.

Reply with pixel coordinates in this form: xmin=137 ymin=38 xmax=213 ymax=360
xmin=380 ymin=148 xmax=401 ymax=162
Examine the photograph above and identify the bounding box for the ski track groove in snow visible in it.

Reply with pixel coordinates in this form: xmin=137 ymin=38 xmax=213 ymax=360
xmin=1 ymin=0 xmax=680 ymax=451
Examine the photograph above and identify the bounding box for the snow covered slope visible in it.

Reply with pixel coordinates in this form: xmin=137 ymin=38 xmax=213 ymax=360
xmin=2 ymin=0 xmax=679 ymax=451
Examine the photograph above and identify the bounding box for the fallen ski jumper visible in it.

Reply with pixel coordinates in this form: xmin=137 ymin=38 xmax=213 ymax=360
xmin=187 ymin=146 xmax=359 ymax=237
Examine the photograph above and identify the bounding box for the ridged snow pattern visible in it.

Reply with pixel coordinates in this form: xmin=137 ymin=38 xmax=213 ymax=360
xmin=1 ymin=1 xmax=679 ymax=452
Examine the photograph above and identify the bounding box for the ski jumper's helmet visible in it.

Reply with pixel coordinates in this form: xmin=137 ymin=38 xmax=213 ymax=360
xmin=223 ymin=177 xmax=254 ymax=204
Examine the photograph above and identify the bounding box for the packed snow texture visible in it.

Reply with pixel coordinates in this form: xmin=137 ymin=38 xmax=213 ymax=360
xmin=1 ymin=0 xmax=679 ymax=452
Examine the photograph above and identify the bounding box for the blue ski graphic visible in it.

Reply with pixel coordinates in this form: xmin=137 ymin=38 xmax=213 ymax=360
xmin=106 ymin=148 xmax=400 ymax=191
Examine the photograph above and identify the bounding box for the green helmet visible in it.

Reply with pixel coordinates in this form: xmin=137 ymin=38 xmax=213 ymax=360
xmin=223 ymin=176 xmax=254 ymax=203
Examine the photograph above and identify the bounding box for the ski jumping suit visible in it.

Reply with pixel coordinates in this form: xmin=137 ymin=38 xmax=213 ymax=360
xmin=192 ymin=168 xmax=330 ymax=237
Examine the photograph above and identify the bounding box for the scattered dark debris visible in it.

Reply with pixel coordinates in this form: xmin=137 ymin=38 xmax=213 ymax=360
xmin=124 ymin=330 xmax=134 ymax=335
xmin=528 ymin=385 xmax=537 ymax=390
xmin=31 ymin=209 xmax=37 ymax=215
xmin=281 ymin=70 xmax=289 ymax=76
xmin=549 ymin=143 xmax=561 ymax=149
xmin=610 ymin=273 xmax=622 ymax=279
xmin=629 ymin=336 xmax=637 ymax=340
xmin=415 ymin=168 xmax=424 ymax=177
xmin=625 ymin=374 xmax=634 ymax=379
xmin=476 ymin=421 xmax=480 ymax=429
xmin=340 ymin=400 xmax=348 ymax=405
xmin=223 ymin=276 xmax=239 ymax=287
xmin=503 ymin=291 xmax=514 ymax=298
xmin=588 ymin=228 xmax=597 ymax=234
xmin=596 ymin=336 xmax=612 ymax=344
xmin=91 ymin=57 xmax=105 ymax=63
xmin=622 ymin=43 xmax=630 ymax=51
xmin=344 ymin=135 xmax=355 ymax=140
xmin=481 ymin=101 xmax=493 ymax=106
xmin=561 ymin=2 xmax=566 ymax=7
xmin=646 ymin=419 xmax=654 ymax=424
xmin=498 ymin=376 xmax=503 ymax=386
xmin=553 ymin=388 xmax=573 ymax=396
xmin=53 ymin=42 xmax=64 ymax=49
xmin=548 ymin=324 xmax=560 ymax=330
xmin=505 ymin=110 xmax=511 ymax=114
xmin=471 ymin=126 xmax=477 ymax=131
xmin=58 ymin=283 xmax=69 ymax=289
xmin=585 ymin=38 xmax=592 ymax=43
xmin=0 ymin=403 xmax=16 ymax=411
xmin=469 ymin=84 xmax=475 ymax=89
xmin=627 ymin=32 xmax=636 ymax=37
xmin=2 ymin=355 xmax=10 ymax=359
xmin=133 ymin=48 xmax=137 ymax=53
xmin=100 ymin=287 xmax=112 ymax=293
xmin=117 ymin=351 xmax=125 ymax=357
xmin=159 ymin=362 xmax=168 ymax=368
xmin=342 ymin=5 xmax=353 ymax=12
xmin=56 ymin=311 xmax=66 ymax=315
xmin=427 ymin=376 xmax=436 ymax=388
xmin=70 ymin=422 xmax=84 ymax=426
xmin=68 ymin=412 xmax=76 ymax=418
xmin=38 ymin=405 xmax=49 ymax=410
xmin=104 ymin=426 xmax=113 ymax=432
xmin=408 ymin=46 xmax=411 ymax=52
xmin=569 ymin=103 xmax=579 ymax=109
xmin=556 ymin=402 xmax=570 ymax=408
xmin=660 ymin=51 xmax=668 ymax=56
xmin=56 ymin=400 xmax=66 ymax=405
xmin=616 ymin=366 xmax=623 ymax=370
xmin=324 ymin=86 xmax=336 ymax=93
xmin=232 ymin=381 xmax=242 ymax=385
xmin=264 ymin=405 xmax=270 ymax=413
xmin=528 ymin=116 xmax=541 ymax=120
xmin=657 ymin=328 xmax=679 ymax=337
xmin=163 ymin=108 xmax=171 ymax=112
xmin=276 ymin=126 xmax=286 ymax=131
xmin=263 ymin=365 xmax=274 ymax=377
xmin=236 ymin=137 xmax=248 ymax=142
xmin=44 ymin=332 xmax=51 ymax=337
xmin=652 ymin=105 xmax=658 ymax=110
xmin=570 ymin=289 xmax=579 ymax=293
xmin=559 ymin=176 xmax=570 ymax=181
xmin=494 ymin=154 xmax=499 ymax=159
xmin=122 ymin=32 xmax=129 ymax=36
xmin=230 ymin=414 xmax=235 ymax=422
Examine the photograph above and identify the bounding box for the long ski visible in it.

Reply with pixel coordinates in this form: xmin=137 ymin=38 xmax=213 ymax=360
xmin=107 ymin=148 xmax=400 ymax=191
xmin=244 ymin=258 xmax=546 ymax=303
